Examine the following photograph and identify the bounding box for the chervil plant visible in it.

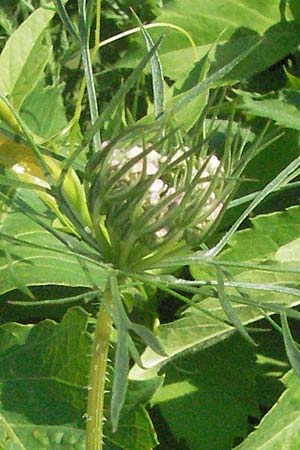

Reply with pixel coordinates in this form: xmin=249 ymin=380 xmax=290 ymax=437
xmin=1 ymin=1 xmax=300 ymax=450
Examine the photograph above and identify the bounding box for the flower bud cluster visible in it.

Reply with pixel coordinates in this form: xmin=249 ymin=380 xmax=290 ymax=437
xmin=100 ymin=142 xmax=224 ymax=245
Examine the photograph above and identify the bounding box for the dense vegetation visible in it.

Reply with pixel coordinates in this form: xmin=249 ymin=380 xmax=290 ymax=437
xmin=1 ymin=1 xmax=300 ymax=449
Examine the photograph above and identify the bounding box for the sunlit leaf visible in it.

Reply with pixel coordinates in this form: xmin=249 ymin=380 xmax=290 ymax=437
xmin=118 ymin=0 xmax=299 ymax=84
xmin=233 ymin=370 xmax=300 ymax=449
xmin=0 ymin=7 xmax=55 ymax=108
xmin=0 ymin=190 xmax=107 ymax=296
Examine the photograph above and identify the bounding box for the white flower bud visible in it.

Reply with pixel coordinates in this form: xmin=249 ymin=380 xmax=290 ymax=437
xmin=104 ymin=142 xmax=223 ymax=242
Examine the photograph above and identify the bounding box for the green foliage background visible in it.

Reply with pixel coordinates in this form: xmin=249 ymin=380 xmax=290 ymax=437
xmin=1 ymin=1 xmax=300 ymax=449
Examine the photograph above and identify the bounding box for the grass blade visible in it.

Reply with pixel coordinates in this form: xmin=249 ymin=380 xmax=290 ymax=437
xmin=52 ymin=0 xmax=79 ymax=39
xmin=85 ymin=35 xmax=164 ymax=146
xmin=78 ymin=0 xmax=101 ymax=153
xmin=132 ymin=10 xmax=164 ymax=119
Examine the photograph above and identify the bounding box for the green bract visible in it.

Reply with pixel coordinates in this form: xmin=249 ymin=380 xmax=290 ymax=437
xmin=84 ymin=137 xmax=226 ymax=269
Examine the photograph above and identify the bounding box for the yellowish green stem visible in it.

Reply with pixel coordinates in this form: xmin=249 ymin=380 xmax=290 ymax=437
xmin=86 ymin=286 xmax=113 ymax=450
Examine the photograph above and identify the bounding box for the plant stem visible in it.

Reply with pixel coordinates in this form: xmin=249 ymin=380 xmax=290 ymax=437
xmin=86 ymin=285 xmax=113 ymax=450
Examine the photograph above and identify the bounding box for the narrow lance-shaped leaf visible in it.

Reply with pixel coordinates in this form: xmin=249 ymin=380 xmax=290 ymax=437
xmin=130 ymin=323 xmax=167 ymax=357
xmin=2 ymin=241 xmax=34 ymax=299
xmin=127 ymin=334 xmax=146 ymax=369
xmin=281 ymin=312 xmax=300 ymax=377
xmin=110 ymin=273 xmax=130 ymax=432
xmin=216 ymin=268 xmax=256 ymax=346
xmin=132 ymin=10 xmax=165 ymax=119
xmin=85 ymin=35 xmax=165 ymax=146
xmin=78 ymin=0 xmax=101 ymax=153
xmin=52 ymin=0 xmax=79 ymax=40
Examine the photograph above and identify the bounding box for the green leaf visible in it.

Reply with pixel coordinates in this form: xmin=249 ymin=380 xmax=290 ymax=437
xmin=117 ymin=0 xmax=299 ymax=83
xmin=106 ymin=376 xmax=162 ymax=450
xmin=254 ymin=326 xmax=288 ymax=412
xmin=227 ymin=127 xmax=299 ymax=228
xmin=0 ymin=307 xmax=89 ymax=449
xmin=85 ymin=34 xmax=165 ymax=146
xmin=237 ymin=90 xmax=300 ymax=131
xmin=171 ymin=49 xmax=211 ymax=131
xmin=131 ymin=207 xmax=300 ymax=377
xmin=10 ymin=35 xmax=51 ymax=110
xmin=0 ymin=7 xmax=55 ymax=108
xmin=0 ymin=191 xmax=107 ymax=296
xmin=129 ymin=296 xmax=260 ymax=377
xmin=0 ymin=305 xmax=159 ymax=450
xmin=290 ymin=0 xmax=300 ymax=20
xmin=111 ymin=326 xmax=129 ymax=433
xmin=106 ymin=378 xmax=163 ymax=449
xmin=199 ymin=205 xmax=300 ymax=274
xmin=20 ymin=81 xmax=67 ymax=140
xmin=110 ymin=274 xmax=130 ymax=432
xmin=233 ymin=370 xmax=300 ymax=449
xmin=124 ymin=377 xmax=163 ymax=410
xmin=52 ymin=0 xmax=79 ymax=40
xmin=281 ymin=313 xmax=300 ymax=377
xmin=152 ymin=335 xmax=258 ymax=450
xmin=133 ymin=12 xmax=165 ymax=118
xmin=165 ymin=39 xmax=261 ymax=119
xmin=216 ymin=268 xmax=256 ymax=345
xmin=207 ymin=154 xmax=300 ymax=258
xmin=108 ymin=407 xmax=158 ymax=450
xmin=130 ymin=323 xmax=167 ymax=356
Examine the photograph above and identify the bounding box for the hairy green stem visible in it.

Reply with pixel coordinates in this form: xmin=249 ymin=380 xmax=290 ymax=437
xmin=86 ymin=286 xmax=113 ymax=450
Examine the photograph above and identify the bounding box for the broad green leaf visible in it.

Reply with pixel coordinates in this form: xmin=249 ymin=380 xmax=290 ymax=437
xmin=0 ymin=306 xmax=161 ymax=450
xmin=209 ymin=206 xmax=300 ymax=271
xmin=0 ymin=307 xmax=89 ymax=449
xmin=237 ymin=89 xmax=300 ymax=131
xmin=233 ymin=370 xmax=300 ymax=450
xmin=0 ymin=191 xmax=107 ymax=296
xmin=152 ymin=322 xmax=290 ymax=450
xmin=117 ymin=0 xmax=299 ymax=83
xmin=20 ymin=81 xmax=67 ymax=140
xmin=253 ymin=326 xmax=288 ymax=412
xmin=10 ymin=35 xmax=51 ymax=110
xmin=107 ymin=407 xmax=158 ymax=450
xmin=170 ymin=47 xmax=211 ymax=131
xmin=225 ymin=126 xmax=299 ymax=229
xmin=152 ymin=335 xmax=258 ymax=450
xmin=107 ymin=375 xmax=162 ymax=449
xmin=130 ymin=206 xmax=300 ymax=377
xmin=0 ymin=7 xmax=55 ymax=108
xmin=129 ymin=296 xmax=260 ymax=377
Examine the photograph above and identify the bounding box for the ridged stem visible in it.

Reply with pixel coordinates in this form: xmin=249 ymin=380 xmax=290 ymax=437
xmin=86 ymin=286 xmax=113 ymax=450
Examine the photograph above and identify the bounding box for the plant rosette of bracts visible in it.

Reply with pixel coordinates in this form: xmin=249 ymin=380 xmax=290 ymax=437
xmin=83 ymin=132 xmax=228 ymax=271
xmin=0 ymin=124 xmax=231 ymax=272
